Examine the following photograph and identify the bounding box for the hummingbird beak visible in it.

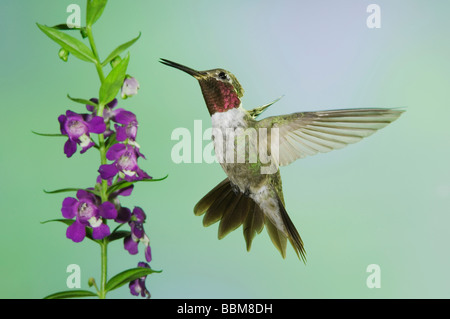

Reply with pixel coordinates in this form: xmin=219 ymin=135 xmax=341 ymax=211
xmin=159 ymin=58 xmax=204 ymax=79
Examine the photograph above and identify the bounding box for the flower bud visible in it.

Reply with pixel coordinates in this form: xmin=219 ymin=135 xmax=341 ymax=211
xmin=88 ymin=277 xmax=96 ymax=287
xmin=121 ymin=76 xmax=140 ymax=99
xmin=58 ymin=48 xmax=69 ymax=62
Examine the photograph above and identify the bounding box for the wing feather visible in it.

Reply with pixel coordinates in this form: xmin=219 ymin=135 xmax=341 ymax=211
xmin=258 ymin=108 xmax=404 ymax=166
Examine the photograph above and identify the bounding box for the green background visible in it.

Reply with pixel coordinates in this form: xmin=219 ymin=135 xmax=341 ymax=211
xmin=1 ymin=0 xmax=449 ymax=298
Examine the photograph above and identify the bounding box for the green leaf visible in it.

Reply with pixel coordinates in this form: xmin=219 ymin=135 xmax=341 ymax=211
xmin=43 ymin=188 xmax=81 ymax=194
xmin=41 ymin=218 xmax=74 ymax=226
xmin=86 ymin=0 xmax=108 ymax=27
xmin=51 ymin=23 xmax=81 ymax=31
xmin=105 ymin=267 xmax=162 ymax=292
xmin=99 ymin=53 xmax=130 ymax=105
xmin=42 ymin=187 xmax=99 ymax=195
xmin=106 ymin=175 xmax=168 ymax=197
xmin=107 ymin=230 xmax=131 ymax=243
xmin=36 ymin=23 xmax=96 ymax=63
xmin=67 ymin=94 xmax=98 ymax=107
xmin=44 ymin=290 xmax=98 ymax=299
xmin=105 ymin=132 xmax=117 ymax=149
xmin=101 ymin=32 xmax=141 ymax=67
xmin=32 ymin=131 xmax=65 ymax=138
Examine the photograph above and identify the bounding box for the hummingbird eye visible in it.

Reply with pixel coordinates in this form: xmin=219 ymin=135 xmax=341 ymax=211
xmin=218 ymin=71 xmax=228 ymax=81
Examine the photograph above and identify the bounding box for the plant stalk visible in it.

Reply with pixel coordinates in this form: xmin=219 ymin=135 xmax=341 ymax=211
xmin=87 ymin=24 xmax=109 ymax=299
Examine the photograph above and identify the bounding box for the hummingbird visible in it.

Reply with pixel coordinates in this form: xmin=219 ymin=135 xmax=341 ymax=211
xmin=160 ymin=58 xmax=404 ymax=262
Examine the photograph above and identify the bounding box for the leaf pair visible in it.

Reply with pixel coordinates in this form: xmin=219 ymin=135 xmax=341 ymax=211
xmin=41 ymin=174 xmax=168 ymax=201
xmin=36 ymin=23 xmax=140 ymax=67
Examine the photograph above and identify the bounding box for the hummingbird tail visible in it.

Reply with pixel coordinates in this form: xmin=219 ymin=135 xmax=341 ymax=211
xmin=194 ymin=179 xmax=307 ymax=262
xmin=275 ymin=196 xmax=307 ymax=263
xmin=194 ymin=178 xmax=264 ymax=250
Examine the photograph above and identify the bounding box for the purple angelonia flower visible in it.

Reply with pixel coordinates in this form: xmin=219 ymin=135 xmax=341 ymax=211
xmin=58 ymin=110 xmax=106 ymax=158
xmin=61 ymin=190 xmax=117 ymax=243
xmin=129 ymin=262 xmax=151 ymax=298
xmin=98 ymin=144 xmax=151 ymax=182
xmin=86 ymin=98 xmax=118 ymax=119
xmin=121 ymin=76 xmax=140 ymax=99
xmin=114 ymin=109 xmax=138 ymax=143
xmin=87 ymin=98 xmax=118 ymax=138
xmin=123 ymin=207 xmax=152 ymax=262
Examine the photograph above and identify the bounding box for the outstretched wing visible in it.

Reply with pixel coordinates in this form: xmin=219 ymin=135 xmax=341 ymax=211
xmin=258 ymin=108 xmax=404 ymax=166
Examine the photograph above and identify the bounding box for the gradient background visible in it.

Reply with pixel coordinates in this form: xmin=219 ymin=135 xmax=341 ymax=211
xmin=1 ymin=0 xmax=449 ymax=299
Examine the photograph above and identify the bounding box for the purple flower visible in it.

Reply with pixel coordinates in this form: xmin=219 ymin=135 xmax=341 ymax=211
xmin=61 ymin=190 xmax=117 ymax=243
xmin=98 ymin=144 xmax=151 ymax=182
xmin=58 ymin=110 xmax=106 ymax=158
xmin=123 ymin=207 xmax=152 ymax=262
xmin=129 ymin=262 xmax=151 ymax=298
xmin=114 ymin=110 xmax=138 ymax=142
xmin=86 ymin=98 xmax=118 ymax=138
xmin=121 ymin=76 xmax=140 ymax=99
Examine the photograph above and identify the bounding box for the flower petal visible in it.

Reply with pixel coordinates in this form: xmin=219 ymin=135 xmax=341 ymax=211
xmin=66 ymin=110 xmax=83 ymax=120
xmin=115 ymin=207 xmax=131 ymax=224
xmin=114 ymin=109 xmax=136 ymax=125
xmin=130 ymin=222 xmax=144 ymax=239
xmin=87 ymin=116 xmax=106 ymax=134
xmin=114 ymin=124 xmax=128 ymax=142
xmin=124 ymin=236 xmax=139 ymax=255
xmin=61 ymin=197 xmax=78 ymax=219
xmin=92 ymin=223 xmax=110 ymax=240
xmin=100 ymin=201 xmax=117 ymax=219
xmin=132 ymin=207 xmax=146 ymax=223
xmin=129 ymin=280 xmax=140 ymax=296
xmin=137 ymin=262 xmax=150 ymax=269
xmin=86 ymin=98 xmax=98 ymax=112
xmin=66 ymin=221 xmax=86 ymax=243
xmin=58 ymin=115 xmax=67 ymax=135
xmin=98 ymin=164 xmax=119 ymax=180
xmin=115 ymin=184 xmax=134 ymax=197
xmin=107 ymin=98 xmax=118 ymax=109
xmin=145 ymin=245 xmax=152 ymax=263
xmin=106 ymin=143 xmax=126 ymax=161
xmin=76 ymin=189 xmax=97 ymax=204
xmin=64 ymin=139 xmax=77 ymax=158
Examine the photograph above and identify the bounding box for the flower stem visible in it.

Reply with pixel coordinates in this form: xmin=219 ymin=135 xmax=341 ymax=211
xmin=87 ymin=24 xmax=109 ymax=299
xmin=99 ymin=240 xmax=108 ymax=299
xmin=86 ymin=25 xmax=105 ymax=83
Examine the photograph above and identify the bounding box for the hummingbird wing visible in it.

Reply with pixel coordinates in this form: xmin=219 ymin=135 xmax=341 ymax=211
xmin=258 ymin=108 xmax=404 ymax=166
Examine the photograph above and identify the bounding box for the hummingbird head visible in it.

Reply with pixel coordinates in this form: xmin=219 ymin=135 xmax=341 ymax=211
xmin=160 ymin=59 xmax=244 ymax=115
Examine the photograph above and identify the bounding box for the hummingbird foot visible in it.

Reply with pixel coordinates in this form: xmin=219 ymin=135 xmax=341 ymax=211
xmin=230 ymin=183 xmax=251 ymax=197
xmin=231 ymin=183 xmax=240 ymax=195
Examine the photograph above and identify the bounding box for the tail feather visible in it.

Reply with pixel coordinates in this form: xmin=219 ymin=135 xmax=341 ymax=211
xmin=265 ymin=216 xmax=288 ymax=258
xmin=194 ymin=178 xmax=306 ymax=262
xmin=242 ymin=201 xmax=264 ymax=251
xmin=219 ymin=194 xmax=250 ymax=240
xmin=276 ymin=195 xmax=307 ymax=262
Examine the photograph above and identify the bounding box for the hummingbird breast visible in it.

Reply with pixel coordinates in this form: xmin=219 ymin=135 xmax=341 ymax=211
xmin=211 ymin=107 xmax=268 ymax=194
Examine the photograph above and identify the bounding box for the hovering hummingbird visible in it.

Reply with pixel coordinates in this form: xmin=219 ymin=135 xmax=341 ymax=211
xmin=160 ymin=58 xmax=403 ymax=262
